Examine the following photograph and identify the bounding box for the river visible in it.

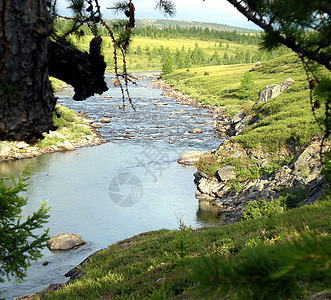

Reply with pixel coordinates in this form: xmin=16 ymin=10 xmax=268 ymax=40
xmin=0 ymin=73 xmax=224 ymax=299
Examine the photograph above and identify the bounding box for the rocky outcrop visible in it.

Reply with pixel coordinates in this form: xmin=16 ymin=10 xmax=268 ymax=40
xmin=47 ymin=233 xmax=86 ymax=251
xmin=259 ymin=78 xmax=295 ymax=103
xmin=194 ymin=139 xmax=329 ymax=224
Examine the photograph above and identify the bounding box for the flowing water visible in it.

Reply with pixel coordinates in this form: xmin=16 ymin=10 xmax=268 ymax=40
xmin=0 ymin=73 xmax=224 ymax=299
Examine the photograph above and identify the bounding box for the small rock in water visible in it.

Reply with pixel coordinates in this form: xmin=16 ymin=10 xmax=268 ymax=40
xmin=100 ymin=117 xmax=111 ymax=123
xmin=189 ymin=128 xmax=202 ymax=134
xmin=42 ymin=261 xmax=49 ymax=266
xmin=47 ymin=233 xmax=86 ymax=251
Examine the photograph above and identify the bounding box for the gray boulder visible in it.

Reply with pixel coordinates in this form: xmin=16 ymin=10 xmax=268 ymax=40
xmin=47 ymin=233 xmax=86 ymax=250
xmin=259 ymin=78 xmax=295 ymax=103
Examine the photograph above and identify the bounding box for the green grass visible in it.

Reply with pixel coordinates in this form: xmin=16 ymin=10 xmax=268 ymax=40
xmin=49 ymin=77 xmax=66 ymax=91
xmin=45 ymin=198 xmax=331 ymax=299
xmin=163 ymin=53 xmax=326 ymax=153
xmin=69 ymin=35 xmax=260 ymax=72
xmin=36 ymin=105 xmax=92 ymax=148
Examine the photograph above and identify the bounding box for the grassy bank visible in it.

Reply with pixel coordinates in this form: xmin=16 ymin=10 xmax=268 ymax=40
xmin=163 ymin=53 xmax=326 ymax=153
xmin=44 ymin=198 xmax=330 ymax=299
xmin=0 ymin=105 xmax=98 ymax=161
xmin=35 ymin=105 xmax=93 ymax=148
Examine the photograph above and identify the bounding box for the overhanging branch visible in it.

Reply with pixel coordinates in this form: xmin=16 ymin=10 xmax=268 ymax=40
xmin=226 ymin=0 xmax=331 ymax=71
xmin=48 ymin=36 xmax=108 ymax=100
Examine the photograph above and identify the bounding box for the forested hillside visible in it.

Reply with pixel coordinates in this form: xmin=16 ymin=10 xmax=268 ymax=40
xmin=53 ymin=19 xmax=289 ymax=72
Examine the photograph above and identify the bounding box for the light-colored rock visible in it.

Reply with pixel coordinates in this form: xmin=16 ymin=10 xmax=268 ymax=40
xmin=257 ymin=158 xmax=270 ymax=168
xmin=232 ymin=111 xmax=245 ymax=124
xmin=0 ymin=142 xmax=13 ymax=155
xmin=198 ymin=177 xmax=224 ymax=196
xmin=47 ymin=233 xmax=86 ymax=250
xmin=188 ymin=128 xmax=202 ymax=134
xmin=217 ymin=165 xmax=236 ymax=182
xmin=259 ymin=78 xmax=295 ymax=103
xmin=15 ymin=141 xmax=29 ymax=149
xmin=100 ymin=117 xmax=111 ymax=123
xmin=177 ymin=150 xmax=208 ymax=166
xmin=46 ymin=131 xmax=66 ymax=139
xmin=57 ymin=141 xmax=75 ymax=151
xmin=253 ymin=182 xmax=264 ymax=192
xmin=294 ymin=143 xmax=319 ymax=170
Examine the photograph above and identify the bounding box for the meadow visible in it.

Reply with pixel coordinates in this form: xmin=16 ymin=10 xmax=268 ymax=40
xmin=162 ymin=53 xmax=325 ymax=152
xmin=45 ymin=197 xmax=331 ymax=299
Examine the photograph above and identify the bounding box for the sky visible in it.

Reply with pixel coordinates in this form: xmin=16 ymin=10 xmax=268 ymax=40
xmin=56 ymin=0 xmax=260 ymax=30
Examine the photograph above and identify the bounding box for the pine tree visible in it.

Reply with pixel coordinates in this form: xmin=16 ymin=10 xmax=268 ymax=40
xmin=240 ymin=71 xmax=255 ymax=99
xmin=0 ymin=173 xmax=49 ymax=283
xmin=162 ymin=56 xmax=174 ymax=75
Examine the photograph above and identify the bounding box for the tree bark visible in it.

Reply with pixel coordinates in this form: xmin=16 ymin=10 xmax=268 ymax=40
xmin=0 ymin=0 xmax=56 ymax=141
xmin=0 ymin=1 xmax=109 ymax=141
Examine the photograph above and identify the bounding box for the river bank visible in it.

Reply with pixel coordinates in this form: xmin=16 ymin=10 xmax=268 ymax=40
xmin=4 ymin=65 xmax=329 ymax=299
xmin=1 ymin=72 xmax=226 ymax=300
xmin=160 ymin=54 xmax=329 ymax=225
xmin=0 ymin=107 xmax=105 ymax=162
xmin=17 ymin=198 xmax=331 ymax=300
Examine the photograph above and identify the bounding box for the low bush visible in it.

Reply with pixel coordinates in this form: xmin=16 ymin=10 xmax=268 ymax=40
xmin=241 ymin=199 xmax=284 ymax=220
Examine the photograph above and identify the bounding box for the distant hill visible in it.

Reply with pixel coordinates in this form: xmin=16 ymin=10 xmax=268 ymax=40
xmin=134 ymin=19 xmax=259 ymax=33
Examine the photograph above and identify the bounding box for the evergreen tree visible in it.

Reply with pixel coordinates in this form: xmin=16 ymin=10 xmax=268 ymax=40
xmin=240 ymin=71 xmax=255 ymax=98
xmin=245 ymin=50 xmax=252 ymax=63
xmin=211 ymin=50 xmax=221 ymax=65
xmin=223 ymin=52 xmax=230 ymax=65
xmin=0 ymin=173 xmax=49 ymax=283
xmin=136 ymin=45 xmax=143 ymax=55
xmin=162 ymin=56 xmax=174 ymax=74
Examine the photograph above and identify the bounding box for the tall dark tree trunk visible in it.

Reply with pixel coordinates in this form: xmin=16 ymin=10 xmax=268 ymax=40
xmin=0 ymin=0 xmax=56 ymax=141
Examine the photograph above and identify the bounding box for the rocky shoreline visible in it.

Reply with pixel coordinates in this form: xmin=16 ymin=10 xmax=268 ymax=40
xmin=192 ymin=139 xmax=328 ymax=225
xmin=162 ymin=75 xmax=329 ymax=225
xmin=0 ymin=111 xmax=105 ymax=162
xmin=150 ymin=78 xmax=232 ymax=140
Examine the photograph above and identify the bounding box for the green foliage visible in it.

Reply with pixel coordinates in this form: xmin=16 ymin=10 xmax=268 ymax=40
xmin=223 ymin=156 xmax=261 ymax=191
xmin=0 ymin=78 xmax=17 ymax=100
xmin=0 ymin=172 xmax=49 ymax=283
xmin=240 ymin=71 xmax=255 ymax=99
xmin=36 ymin=105 xmax=92 ymax=148
xmin=161 ymin=56 xmax=174 ymax=75
xmin=192 ymin=232 xmax=331 ymax=300
xmin=194 ymin=154 xmax=222 ymax=177
xmin=241 ymin=199 xmax=284 ymax=221
xmin=172 ymin=220 xmax=194 ymax=259
xmin=278 ymin=187 xmax=308 ymax=209
xmin=261 ymin=156 xmax=293 ymax=177
xmin=44 ymin=199 xmax=331 ymax=299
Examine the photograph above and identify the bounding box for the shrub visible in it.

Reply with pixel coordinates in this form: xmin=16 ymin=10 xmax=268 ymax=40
xmin=241 ymin=199 xmax=284 ymax=220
